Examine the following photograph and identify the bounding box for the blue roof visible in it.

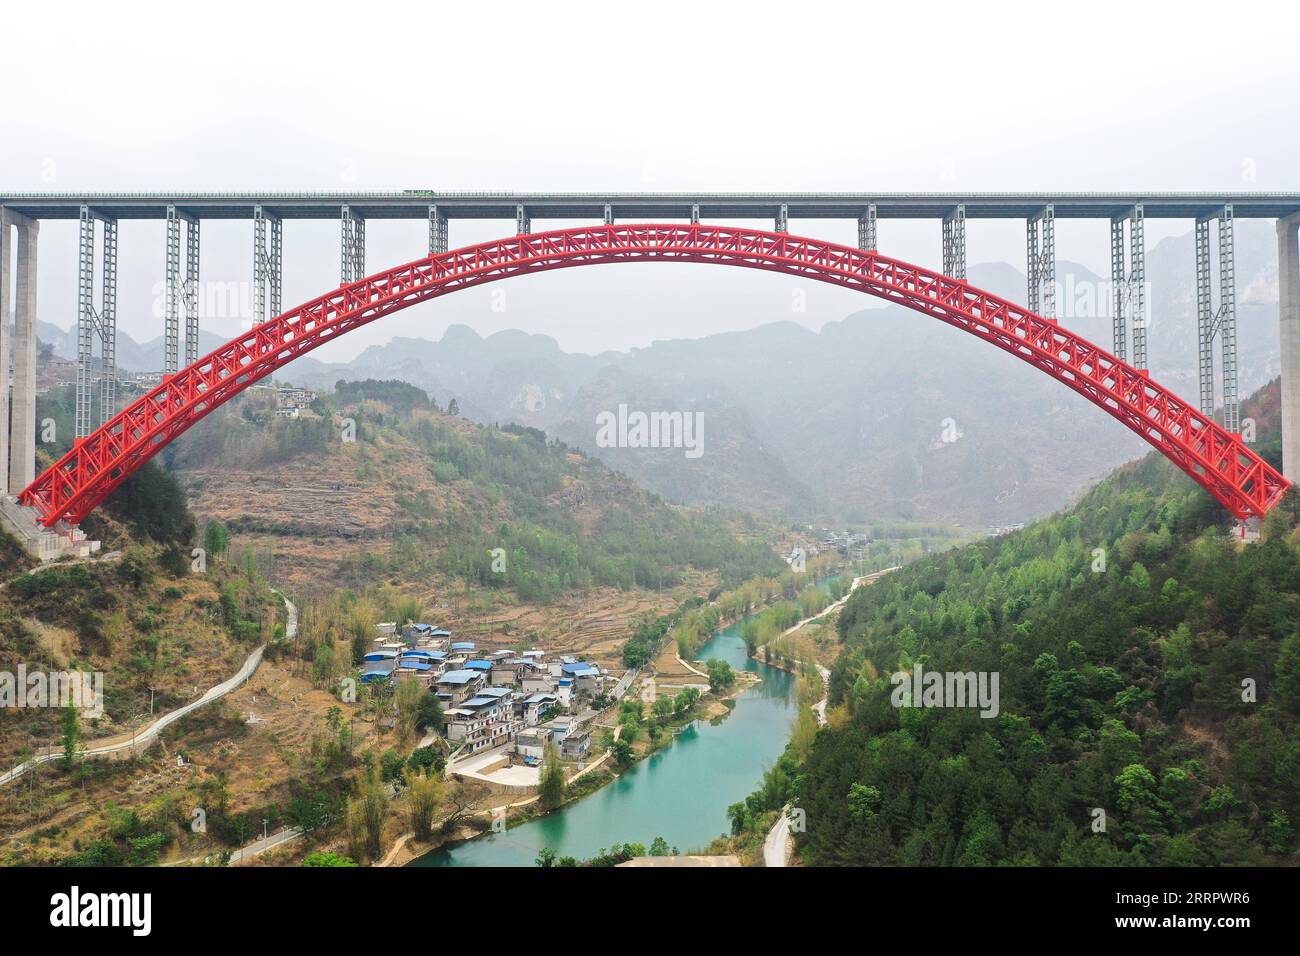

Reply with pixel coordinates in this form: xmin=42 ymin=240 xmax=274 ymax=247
xmin=431 ymin=628 xmax=452 ymax=637
xmin=558 ymin=678 xmax=573 ymax=686
xmin=438 ymin=669 xmax=481 ymax=685
xmin=450 ymin=642 xmax=475 ymax=651
xmin=401 ymin=649 xmax=438 ymax=658
xmin=398 ymin=660 xmax=433 ymax=671
xmin=364 ymin=650 xmax=398 ymax=661
xmin=464 ymin=660 xmax=493 ymax=671
xmin=477 ymin=686 xmax=512 ymax=698
xmin=462 ymin=696 xmax=502 ymax=708
xmin=525 ymin=693 xmax=558 ymax=704
xmin=561 ymin=662 xmax=598 ymax=675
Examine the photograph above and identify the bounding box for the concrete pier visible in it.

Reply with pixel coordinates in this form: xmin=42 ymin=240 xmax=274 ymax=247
xmin=1280 ymin=213 xmax=1300 ymax=482
xmin=0 ymin=209 xmax=12 ymax=495
xmin=9 ymin=213 xmax=38 ymax=492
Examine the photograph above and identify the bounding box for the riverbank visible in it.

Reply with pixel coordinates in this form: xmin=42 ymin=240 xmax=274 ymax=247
xmin=410 ymin=607 xmax=801 ymax=866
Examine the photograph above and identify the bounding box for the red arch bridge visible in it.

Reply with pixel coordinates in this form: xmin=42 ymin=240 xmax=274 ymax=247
xmin=15 ymin=223 xmax=1290 ymax=528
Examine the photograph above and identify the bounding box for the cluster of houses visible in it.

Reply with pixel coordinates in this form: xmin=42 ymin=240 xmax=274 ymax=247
xmin=359 ymin=621 xmax=605 ymax=762
xmin=274 ymin=385 xmax=318 ymax=419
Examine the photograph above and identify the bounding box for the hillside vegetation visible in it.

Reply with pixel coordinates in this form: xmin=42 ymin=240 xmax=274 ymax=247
xmin=734 ymin=381 xmax=1300 ymax=866
xmin=170 ymin=379 xmax=782 ymax=602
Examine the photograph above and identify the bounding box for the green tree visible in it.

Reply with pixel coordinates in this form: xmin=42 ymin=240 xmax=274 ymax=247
xmin=706 ymin=657 xmax=736 ymax=693
xmin=204 ymin=520 xmax=230 ymax=560
xmin=538 ymin=740 xmax=567 ymax=811
xmin=60 ymin=702 xmax=80 ymax=770
xmin=406 ymin=768 xmax=443 ymax=842
xmin=303 ymin=851 xmax=359 ymax=867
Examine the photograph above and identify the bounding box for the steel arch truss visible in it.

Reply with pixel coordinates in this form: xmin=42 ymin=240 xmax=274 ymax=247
xmin=19 ymin=223 xmax=1290 ymax=527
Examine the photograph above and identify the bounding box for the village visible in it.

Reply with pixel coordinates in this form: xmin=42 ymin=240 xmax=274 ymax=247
xmin=360 ymin=618 xmax=658 ymax=795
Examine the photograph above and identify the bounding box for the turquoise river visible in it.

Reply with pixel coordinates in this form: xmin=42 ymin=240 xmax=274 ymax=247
xmin=409 ymin=582 xmax=836 ymax=866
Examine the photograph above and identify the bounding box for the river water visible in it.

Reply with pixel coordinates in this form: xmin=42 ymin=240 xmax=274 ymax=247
xmin=410 ymin=596 xmax=815 ymax=867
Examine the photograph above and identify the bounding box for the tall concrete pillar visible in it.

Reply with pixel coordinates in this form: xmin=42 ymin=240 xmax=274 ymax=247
xmin=9 ymin=215 xmax=38 ymax=494
xmin=0 ymin=209 xmax=12 ymax=496
xmin=1280 ymin=213 xmax=1300 ymax=482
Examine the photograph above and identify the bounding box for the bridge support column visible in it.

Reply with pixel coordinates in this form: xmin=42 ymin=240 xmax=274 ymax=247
xmin=942 ymin=205 xmax=966 ymax=279
xmin=1196 ymin=215 xmax=1215 ymax=416
xmin=1219 ymin=206 xmax=1239 ymax=433
xmin=516 ymin=204 xmax=530 ymax=235
xmin=603 ymin=203 xmax=614 ymax=226
xmin=1278 ymin=212 xmax=1300 ymax=480
xmin=857 ymin=204 xmax=877 ymax=252
xmin=428 ymin=205 xmax=448 ymax=254
xmin=0 ymin=209 xmax=13 ymax=495
xmin=9 ymin=213 xmax=38 ymax=491
xmin=428 ymin=205 xmax=448 ymax=255
xmin=252 ymin=204 xmax=281 ymax=325
xmin=690 ymin=204 xmax=700 ymax=225
xmin=1110 ymin=217 xmax=1128 ymax=361
xmin=165 ymin=204 xmax=198 ymax=374
xmin=1194 ymin=205 xmax=1238 ymax=430
xmin=341 ymin=204 xmax=365 ymax=283
xmin=775 ymin=204 xmax=788 ymax=233
xmin=1130 ymin=204 xmax=1147 ymax=370
xmin=1110 ymin=204 xmax=1147 ymax=368
xmin=75 ymin=206 xmax=116 ymax=438
xmin=185 ymin=216 xmax=201 ymax=366
xmin=1026 ymin=205 xmax=1056 ymax=318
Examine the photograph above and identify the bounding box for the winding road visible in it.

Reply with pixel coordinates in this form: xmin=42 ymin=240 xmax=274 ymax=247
xmin=0 ymin=591 xmax=296 ymax=787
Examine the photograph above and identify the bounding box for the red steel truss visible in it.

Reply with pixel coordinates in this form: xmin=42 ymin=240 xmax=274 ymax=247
xmin=19 ymin=223 xmax=1290 ymax=526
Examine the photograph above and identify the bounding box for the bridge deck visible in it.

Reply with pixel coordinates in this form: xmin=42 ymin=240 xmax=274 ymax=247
xmin=3 ymin=191 xmax=1300 ymax=220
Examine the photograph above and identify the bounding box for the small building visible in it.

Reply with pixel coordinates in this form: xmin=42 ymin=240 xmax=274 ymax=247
xmin=435 ymin=669 xmax=487 ymax=705
xmin=444 ymin=690 xmax=520 ymax=754
xmin=360 ymin=659 xmax=398 ymax=684
xmin=561 ymin=730 xmax=592 ymax=760
xmin=521 ymin=693 xmax=559 ymax=726
xmin=376 ymin=622 xmax=398 ymax=637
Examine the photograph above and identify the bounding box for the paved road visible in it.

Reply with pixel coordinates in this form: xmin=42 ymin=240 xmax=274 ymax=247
xmin=169 ymin=826 xmax=301 ymax=867
xmin=0 ymin=644 xmax=266 ymax=786
xmin=0 ymin=592 xmax=295 ymax=787
xmin=764 ymin=807 xmax=792 ymax=867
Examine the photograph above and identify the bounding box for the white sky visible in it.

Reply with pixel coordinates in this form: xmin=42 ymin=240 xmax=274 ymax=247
xmin=3 ymin=0 xmax=1298 ymax=358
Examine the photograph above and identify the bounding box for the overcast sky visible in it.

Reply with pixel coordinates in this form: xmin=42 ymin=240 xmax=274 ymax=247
xmin=3 ymin=0 xmax=1298 ymax=359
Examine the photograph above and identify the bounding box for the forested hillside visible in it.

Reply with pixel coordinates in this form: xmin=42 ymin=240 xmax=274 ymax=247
xmin=169 ymin=379 xmax=782 ymax=601
xmin=740 ymin=381 xmax=1300 ymax=866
